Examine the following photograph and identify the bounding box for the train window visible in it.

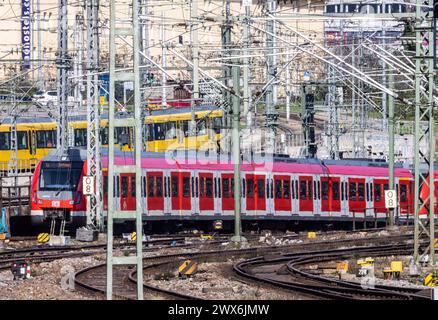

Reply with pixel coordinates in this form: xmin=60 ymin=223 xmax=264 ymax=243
xmin=154 ymin=123 xmax=166 ymax=141
xmin=332 ymin=182 xmax=340 ymax=200
xmin=275 ymin=180 xmax=282 ymax=199
xmin=317 ymin=181 xmax=320 ymax=200
xmin=247 ymin=179 xmax=254 ymax=198
xmin=156 ymin=177 xmax=163 ymax=197
xmin=146 ymin=124 xmax=154 ymax=141
xmin=295 ymin=180 xmax=298 ymax=199
xmin=206 ymin=178 xmax=213 ymax=198
xmin=214 ymin=177 xmax=217 ymax=198
xmin=369 ymin=183 xmax=373 ymax=201
xmin=218 ymin=178 xmax=221 ymax=198
xmin=163 ymin=176 xmax=167 ymax=197
xmin=0 ymin=132 xmax=10 ymax=150
xmin=183 ymin=177 xmax=190 ymax=197
xmin=191 ymin=177 xmax=195 ymax=197
xmin=200 ymin=177 xmax=205 ymax=197
xmin=197 ymin=119 xmax=206 ymax=135
xmin=223 ymin=178 xmax=230 ymax=198
xmin=165 ymin=122 xmax=177 ymax=140
xmin=322 ymin=181 xmax=329 ymax=200
xmin=121 ymin=176 xmax=128 ymax=198
xmin=142 ymin=176 xmax=146 ymax=197
xmin=103 ymin=176 xmax=108 ymax=196
xmin=195 ymin=177 xmax=199 ymax=197
xmin=358 ymin=183 xmax=365 ymax=201
xmin=308 ymin=181 xmax=313 ymax=200
xmin=17 ymin=131 xmax=28 ymax=150
xmin=374 ymin=184 xmax=381 ymax=201
xmin=326 ymin=4 xmax=336 ymax=13
xmin=384 ymin=184 xmax=389 ymax=191
xmin=148 ymin=177 xmax=154 ymax=197
xmin=313 ymin=181 xmax=316 ymax=200
xmin=182 ymin=121 xmax=189 ymax=137
xmin=344 ymin=182 xmax=348 ymax=200
xmin=115 ymin=176 xmax=119 ymax=197
xmin=242 ymin=178 xmax=246 ymax=198
xmin=266 ymin=180 xmax=270 ymax=199
xmin=74 ymin=129 xmax=87 ymax=147
xmin=349 ymin=182 xmax=357 ymax=201
xmin=100 ymin=127 xmax=109 ymax=145
xmin=270 ymin=180 xmax=274 ymax=199
xmin=400 ymin=184 xmax=407 ymax=202
xmin=231 ymin=178 xmax=235 ymax=198
xmin=292 ymin=180 xmax=295 ymax=199
xmin=257 ymin=179 xmax=265 ymax=198
xmin=213 ymin=117 xmax=222 ymax=134
xmin=284 ymin=180 xmax=290 ymax=199
xmin=300 ymin=181 xmax=307 ymax=200
xmin=131 ymin=177 xmax=136 ymax=197
xmin=36 ymin=130 xmax=57 ymax=148
xmin=171 ymin=176 xmax=179 ymax=197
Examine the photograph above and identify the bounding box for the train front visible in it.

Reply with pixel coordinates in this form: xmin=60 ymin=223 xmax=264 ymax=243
xmin=30 ymin=149 xmax=87 ymax=227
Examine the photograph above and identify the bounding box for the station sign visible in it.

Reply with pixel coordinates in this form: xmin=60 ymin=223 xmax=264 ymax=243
xmin=384 ymin=190 xmax=397 ymax=209
xmin=83 ymin=176 xmax=95 ymax=195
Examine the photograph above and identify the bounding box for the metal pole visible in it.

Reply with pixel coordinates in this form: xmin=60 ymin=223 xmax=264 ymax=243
xmin=243 ymin=4 xmax=251 ymax=127
xmin=221 ymin=0 xmax=232 ymax=153
xmin=265 ymin=0 xmax=277 ymax=154
xmin=36 ymin=0 xmax=43 ymax=90
xmin=161 ymin=12 xmax=167 ymax=106
xmin=388 ymin=70 xmax=394 ymax=227
xmin=230 ymin=58 xmax=246 ymax=244
xmin=413 ymin=0 xmax=435 ymax=266
xmin=190 ymin=0 xmax=199 ymax=136
xmin=56 ymin=0 xmax=70 ymax=155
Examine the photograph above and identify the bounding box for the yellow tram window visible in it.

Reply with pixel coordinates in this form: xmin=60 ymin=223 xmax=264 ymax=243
xmin=0 ymin=132 xmax=10 ymax=150
xmin=36 ymin=130 xmax=57 ymax=148
xmin=17 ymin=131 xmax=28 ymax=150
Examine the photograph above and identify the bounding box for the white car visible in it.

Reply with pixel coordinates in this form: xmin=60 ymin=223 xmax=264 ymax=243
xmin=33 ymin=90 xmax=75 ymax=107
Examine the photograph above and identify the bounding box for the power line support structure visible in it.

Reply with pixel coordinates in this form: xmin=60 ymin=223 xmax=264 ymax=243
xmin=107 ymin=0 xmax=144 ymax=299
xmin=190 ymin=0 xmax=200 ymax=137
xmin=230 ymin=57 xmax=246 ymax=244
xmin=221 ymin=0 xmax=232 ymax=153
xmin=264 ymin=0 xmax=278 ymax=154
xmin=56 ymin=0 xmax=71 ymax=155
xmin=86 ymin=0 xmax=102 ymax=229
xmin=413 ymin=0 xmax=436 ymax=266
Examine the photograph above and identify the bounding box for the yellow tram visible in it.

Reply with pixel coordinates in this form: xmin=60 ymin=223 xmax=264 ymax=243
xmin=0 ymin=106 xmax=223 ymax=172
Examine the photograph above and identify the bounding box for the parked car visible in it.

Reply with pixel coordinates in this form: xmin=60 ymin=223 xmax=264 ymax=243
xmin=33 ymin=90 xmax=75 ymax=107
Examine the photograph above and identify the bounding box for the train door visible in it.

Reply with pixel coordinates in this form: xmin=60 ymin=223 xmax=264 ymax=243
xmin=398 ymin=179 xmax=411 ymax=217
xmin=199 ymin=172 xmax=214 ymax=214
xmin=313 ymin=177 xmax=321 ymax=216
xmin=373 ymin=179 xmax=388 ymax=216
xmin=146 ymin=172 xmax=164 ymax=212
xmin=348 ymin=178 xmax=366 ymax=215
xmin=30 ymin=129 xmax=37 ymax=157
xmin=191 ymin=173 xmax=199 ymax=214
xmin=245 ymin=174 xmax=266 ymax=213
xmin=340 ymin=177 xmax=349 ymax=216
xmin=120 ymin=174 xmax=136 ymax=211
xmin=221 ymin=173 xmax=234 ymax=211
xmin=291 ymin=175 xmax=299 ymax=215
xmin=274 ymin=175 xmax=292 ymax=214
xmin=171 ymin=171 xmax=191 ymax=213
xmin=320 ymin=176 xmax=341 ymax=216
xmin=365 ymin=178 xmax=374 ymax=217
xmin=298 ymin=176 xmax=313 ymax=213
xmin=213 ymin=173 xmax=221 ymax=214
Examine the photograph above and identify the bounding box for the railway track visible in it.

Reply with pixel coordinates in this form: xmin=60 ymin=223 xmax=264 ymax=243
xmin=0 ymin=237 xmax=188 ymax=270
xmin=234 ymin=244 xmax=430 ymax=300
xmin=74 ymin=231 xmax=421 ymax=300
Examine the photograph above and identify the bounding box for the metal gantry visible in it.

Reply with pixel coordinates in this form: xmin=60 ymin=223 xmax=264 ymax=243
xmin=264 ymin=0 xmax=278 ymax=154
xmin=56 ymin=0 xmax=70 ymax=155
xmin=107 ymin=0 xmax=144 ymax=299
xmin=86 ymin=0 xmax=102 ymax=229
xmin=413 ymin=0 xmax=436 ymax=266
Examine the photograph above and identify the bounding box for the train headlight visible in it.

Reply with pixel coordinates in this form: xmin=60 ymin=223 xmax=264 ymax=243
xmin=37 ymin=199 xmax=43 ymax=204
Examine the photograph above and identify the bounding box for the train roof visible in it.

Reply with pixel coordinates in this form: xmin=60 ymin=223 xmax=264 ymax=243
xmin=98 ymin=150 xmax=411 ymax=177
xmin=0 ymin=105 xmax=221 ymax=125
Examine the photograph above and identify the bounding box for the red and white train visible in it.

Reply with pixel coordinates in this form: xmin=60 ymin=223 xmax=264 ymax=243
xmin=29 ymin=148 xmax=436 ymax=228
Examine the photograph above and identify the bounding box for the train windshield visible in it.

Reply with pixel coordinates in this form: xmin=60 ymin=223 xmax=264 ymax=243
xmin=39 ymin=161 xmax=83 ymax=191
